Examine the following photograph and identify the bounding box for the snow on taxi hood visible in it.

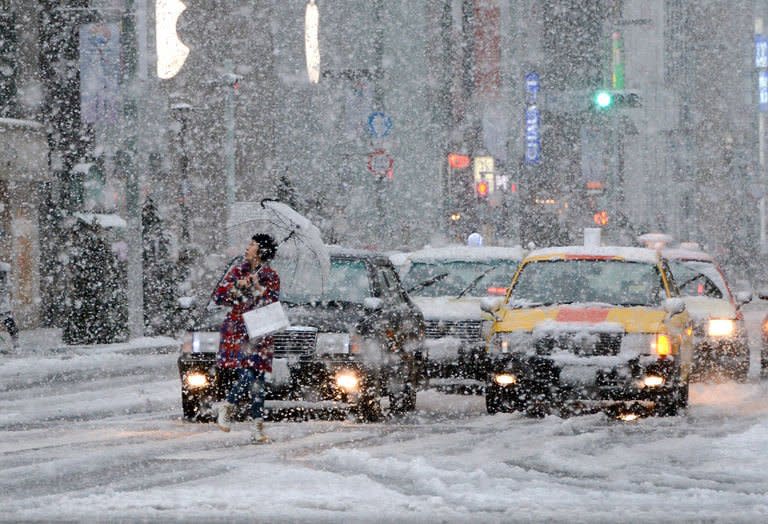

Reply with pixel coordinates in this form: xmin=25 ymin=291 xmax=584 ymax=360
xmin=679 ymin=295 xmax=737 ymax=321
xmin=411 ymin=296 xmax=483 ymax=321
xmin=496 ymin=304 xmax=668 ymax=333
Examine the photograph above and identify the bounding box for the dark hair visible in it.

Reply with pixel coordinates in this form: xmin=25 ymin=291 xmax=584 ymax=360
xmin=251 ymin=233 xmax=277 ymax=262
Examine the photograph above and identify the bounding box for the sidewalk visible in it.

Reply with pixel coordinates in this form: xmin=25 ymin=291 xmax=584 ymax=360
xmin=16 ymin=327 xmax=179 ymax=354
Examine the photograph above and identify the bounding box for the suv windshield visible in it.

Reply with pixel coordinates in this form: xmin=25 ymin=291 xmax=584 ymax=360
xmin=282 ymin=258 xmax=371 ymax=304
xmin=510 ymin=259 xmax=666 ymax=307
xmin=403 ymin=260 xmax=518 ymax=297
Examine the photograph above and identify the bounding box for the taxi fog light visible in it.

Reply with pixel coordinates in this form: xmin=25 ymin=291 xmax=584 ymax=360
xmin=184 ymin=372 xmax=209 ymax=389
xmin=493 ymin=373 xmax=517 ymax=386
xmin=618 ymin=412 xmax=640 ymax=422
xmin=335 ymin=370 xmax=361 ymax=392
xmin=707 ymin=319 xmax=735 ymax=337
xmin=642 ymin=375 xmax=665 ymax=388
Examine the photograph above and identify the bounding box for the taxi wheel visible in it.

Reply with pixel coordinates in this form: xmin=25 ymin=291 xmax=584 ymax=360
xmin=653 ymin=382 xmax=688 ymax=417
xmin=485 ymin=386 xmax=502 ymax=414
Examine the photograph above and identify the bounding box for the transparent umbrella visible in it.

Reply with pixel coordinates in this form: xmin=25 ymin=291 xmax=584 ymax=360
xmin=226 ymin=199 xmax=330 ymax=296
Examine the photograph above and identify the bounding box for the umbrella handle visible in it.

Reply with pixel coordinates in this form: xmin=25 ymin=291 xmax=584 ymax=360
xmin=281 ymin=229 xmax=296 ymax=244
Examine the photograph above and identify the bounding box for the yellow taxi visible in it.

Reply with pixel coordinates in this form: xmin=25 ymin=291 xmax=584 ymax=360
xmin=481 ymin=243 xmax=694 ymax=419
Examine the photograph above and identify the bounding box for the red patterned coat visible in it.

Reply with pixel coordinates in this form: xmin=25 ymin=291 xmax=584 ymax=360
xmin=213 ymin=260 xmax=280 ymax=372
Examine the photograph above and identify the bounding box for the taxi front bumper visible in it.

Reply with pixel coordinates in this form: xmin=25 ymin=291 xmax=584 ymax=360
xmin=486 ymin=353 xmax=682 ymax=414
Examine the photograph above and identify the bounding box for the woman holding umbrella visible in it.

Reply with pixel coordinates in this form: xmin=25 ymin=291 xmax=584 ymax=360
xmin=213 ymin=233 xmax=280 ymax=444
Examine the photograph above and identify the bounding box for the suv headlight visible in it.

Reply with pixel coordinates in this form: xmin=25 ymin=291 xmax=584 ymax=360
xmin=181 ymin=332 xmax=220 ymax=353
xmin=317 ymin=332 xmax=351 ymax=355
xmin=707 ymin=319 xmax=735 ymax=337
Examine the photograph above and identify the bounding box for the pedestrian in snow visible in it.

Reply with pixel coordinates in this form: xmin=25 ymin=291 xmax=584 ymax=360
xmin=0 ymin=262 xmax=19 ymax=353
xmin=213 ymin=233 xmax=280 ymax=444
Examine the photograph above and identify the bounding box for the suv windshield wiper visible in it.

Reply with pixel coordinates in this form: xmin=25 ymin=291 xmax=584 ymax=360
xmin=407 ymin=272 xmax=449 ymax=293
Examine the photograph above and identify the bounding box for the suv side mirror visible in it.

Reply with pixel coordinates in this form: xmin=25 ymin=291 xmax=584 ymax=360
xmin=363 ymin=297 xmax=383 ymax=311
xmin=178 ymin=296 xmax=197 ymax=309
xmin=663 ymin=298 xmax=686 ymax=316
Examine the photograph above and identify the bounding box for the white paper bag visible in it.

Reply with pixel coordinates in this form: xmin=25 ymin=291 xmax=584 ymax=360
xmin=242 ymin=302 xmax=290 ymax=339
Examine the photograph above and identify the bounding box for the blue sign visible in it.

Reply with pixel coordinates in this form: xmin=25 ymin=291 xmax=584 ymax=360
xmin=367 ymin=111 xmax=393 ymax=138
xmin=525 ymin=72 xmax=540 ymax=95
xmin=759 ymin=71 xmax=768 ymax=112
xmin=757 ymin=35 xmax=768 ymax=68
xmin=524 ymin=105 xmax=541 ymax=165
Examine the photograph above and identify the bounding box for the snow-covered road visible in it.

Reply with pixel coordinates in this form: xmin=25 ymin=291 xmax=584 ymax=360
xmin=1 ymin=307 xmax=767 ymax=522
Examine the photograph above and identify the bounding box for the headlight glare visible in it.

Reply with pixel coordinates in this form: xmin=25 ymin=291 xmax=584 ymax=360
xmin=651 ymin=333 xmax=671 ymax=357
xmin=184 ymin=372 xmax=209 ymax=389
xmin=707 ymin=319 xmax=735 ymax=337
xmin=642 ymin=375 xmax=665 ymax=388
xmin=335 ymin=370 xmax=361 ymax=392
xmin=493 ymin=373 xmax=517 ymax=386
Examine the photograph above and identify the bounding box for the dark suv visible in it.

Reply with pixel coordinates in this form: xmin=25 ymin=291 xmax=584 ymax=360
xmin=178 ymin=246 xmax=427 ymax=422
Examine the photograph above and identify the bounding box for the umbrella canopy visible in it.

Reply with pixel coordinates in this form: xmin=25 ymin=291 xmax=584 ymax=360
xmin=226 ymin=200 xmax=330 ymax=296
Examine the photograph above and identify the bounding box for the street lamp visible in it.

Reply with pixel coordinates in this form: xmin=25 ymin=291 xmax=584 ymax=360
xmin=170 ymin=101 xmax=192 ymax=243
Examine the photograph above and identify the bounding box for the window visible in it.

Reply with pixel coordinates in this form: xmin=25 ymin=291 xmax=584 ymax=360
xmin=0 ymin=6 xmax=16 ymax=116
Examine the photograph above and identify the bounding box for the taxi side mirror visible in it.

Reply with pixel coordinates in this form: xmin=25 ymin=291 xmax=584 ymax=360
xmin=663 ymin=298 xmax=686 ymax=316
xmin=734 ymin=291 xmax=752 ymax=306
xmin=480 ymin=296 xmax=503 ymax=314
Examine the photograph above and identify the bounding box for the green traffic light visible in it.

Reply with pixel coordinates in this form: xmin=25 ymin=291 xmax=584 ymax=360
xmin=594 ymin=90 xmax=613 ymax=109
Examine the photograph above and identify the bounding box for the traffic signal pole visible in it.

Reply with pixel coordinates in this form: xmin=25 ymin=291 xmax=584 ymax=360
xmin=122 ymin=0 xmax=146 ymax=339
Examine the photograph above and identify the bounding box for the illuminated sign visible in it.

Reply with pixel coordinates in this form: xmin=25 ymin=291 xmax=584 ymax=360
xmin=305 ymin=0 xmax=320 ymax=84
xmin=156 ymin=0 xmax=189 ymax=79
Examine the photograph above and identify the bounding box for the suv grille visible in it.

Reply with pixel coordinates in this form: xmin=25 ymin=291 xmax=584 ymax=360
xmin=535 ymin=332 xmax=622 ymax=356
xmin=273 ymin=328 xmax=317 ymax=357
xmin=424 ymin=320 xmax=482 ymax=342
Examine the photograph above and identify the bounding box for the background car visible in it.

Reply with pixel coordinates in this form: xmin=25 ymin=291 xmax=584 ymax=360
xmin=663 ymin=245 xmax=751 ymax=382
xmin=394 ymin=245 xmax=524 ymax=392
xmin=178 ymin=246 xmax=427 ymax=422
xmin=483 ymin=242 xmax=693 ymax=419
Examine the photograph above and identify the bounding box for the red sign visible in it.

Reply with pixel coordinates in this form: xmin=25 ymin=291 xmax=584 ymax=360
xmin=367 ymin=149 xmax=394 ymax=179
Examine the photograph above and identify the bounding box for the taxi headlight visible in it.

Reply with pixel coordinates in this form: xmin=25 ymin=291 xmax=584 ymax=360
xmin=184 ymin=371 xmax=209 ymax=389
xmin=335 ymin=370 xmax=361 ymax=392
xmin=707 ymin=319 xmax=735 ymax=337
xmin=491 ymin=332 xmax=532 ymax=354
xmin=493 ymin=373 xmax=517 ymax=386
xmin=641 ymin=375 xmax=665 ymax=388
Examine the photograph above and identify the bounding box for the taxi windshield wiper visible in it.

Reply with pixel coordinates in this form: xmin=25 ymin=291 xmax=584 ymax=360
xmin=456 ymin=266 xmax=496 ymax=299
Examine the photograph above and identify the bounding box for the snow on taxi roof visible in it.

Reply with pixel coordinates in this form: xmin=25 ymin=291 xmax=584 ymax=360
xmin=525 ymin=245 xmax=660 ymax=264
xmin=404 ymin=245 xmax=525 ymax=263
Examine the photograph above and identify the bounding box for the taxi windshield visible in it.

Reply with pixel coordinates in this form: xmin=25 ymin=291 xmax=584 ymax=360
xmin=510 ymin=259 xmax=666 ymax=307
xmin=667 ymin=260 xmax=728 ymax=300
